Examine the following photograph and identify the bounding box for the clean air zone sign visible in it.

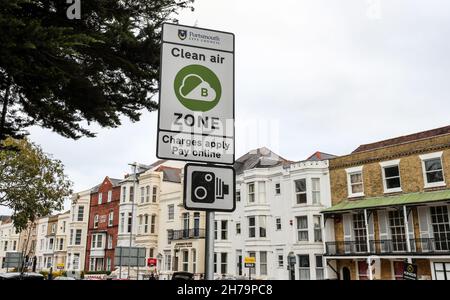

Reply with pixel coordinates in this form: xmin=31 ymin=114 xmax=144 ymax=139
xmin=157 ymin=23 xmax=235 ymax=164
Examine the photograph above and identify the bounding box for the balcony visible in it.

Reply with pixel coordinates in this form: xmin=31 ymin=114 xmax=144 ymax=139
xmin=168 ymin=228 xmax=205 ymax=241
xmin=325 ymin=238 xmax=450 ymax=256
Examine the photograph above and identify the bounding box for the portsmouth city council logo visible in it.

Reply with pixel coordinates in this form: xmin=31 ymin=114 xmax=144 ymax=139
xmin=174 ymin=65 xmax=222 ymax=112
xmin=178 ymin=29 xmax=187 ymax=40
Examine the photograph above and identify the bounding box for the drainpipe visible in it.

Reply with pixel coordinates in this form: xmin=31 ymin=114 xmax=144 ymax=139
xmin=402 ymin=206 xmax=412 ymax=263
xmin=363 ymin=209 xmax=373 ymax=280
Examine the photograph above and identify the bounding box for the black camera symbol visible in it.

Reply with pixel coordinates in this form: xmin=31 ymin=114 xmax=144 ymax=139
xmin=192 ymin=171 xmax=229 ymax=203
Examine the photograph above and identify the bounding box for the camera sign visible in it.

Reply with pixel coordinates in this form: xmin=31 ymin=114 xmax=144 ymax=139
xmin=157 ymin=23 xmax=235 ymax=165
xmin=184 ymin=163 xmax=236 ymax=212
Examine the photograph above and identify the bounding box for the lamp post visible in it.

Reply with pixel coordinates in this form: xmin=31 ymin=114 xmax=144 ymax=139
xmin=127 ymin=162 xmax=138 ymax=279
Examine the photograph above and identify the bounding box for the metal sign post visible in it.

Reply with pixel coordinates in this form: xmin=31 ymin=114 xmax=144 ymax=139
xmin=204 ymin=211 xmax=215 ymax=280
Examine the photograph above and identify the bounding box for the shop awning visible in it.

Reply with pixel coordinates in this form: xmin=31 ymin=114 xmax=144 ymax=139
xmin=321 ymin=189 xmax=450 ymax=214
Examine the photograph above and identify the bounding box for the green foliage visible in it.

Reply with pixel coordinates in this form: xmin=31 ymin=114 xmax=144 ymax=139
xmin=0 ymin=137 xmax=72 ymax=230
xmin=0 ymin=0 xmax=194 ymax=140
xmin=85 ymin=270 xmax=112 ymax=275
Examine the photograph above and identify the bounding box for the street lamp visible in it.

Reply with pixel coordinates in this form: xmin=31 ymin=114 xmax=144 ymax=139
xmin=127 ymin=162 xmax=138 ymax=279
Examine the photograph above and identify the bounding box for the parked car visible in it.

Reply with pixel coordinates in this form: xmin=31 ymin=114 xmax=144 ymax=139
xmin=0 ymin=272 xmax=45 ymax=280
xmin=171 ymin=272 xmax=194 ymax=280
xmin=53 ymin=276 xmax=76 ymax=280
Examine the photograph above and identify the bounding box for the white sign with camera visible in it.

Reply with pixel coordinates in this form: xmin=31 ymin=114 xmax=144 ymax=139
xmin=183 ymin=163 xmax=235 ymax=211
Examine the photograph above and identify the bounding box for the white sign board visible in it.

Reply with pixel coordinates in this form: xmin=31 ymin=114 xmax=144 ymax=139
xmin=184 ymin=163 xmax=236 ymax=212
xmin=157 ymin=23 xmax=235 ymax=164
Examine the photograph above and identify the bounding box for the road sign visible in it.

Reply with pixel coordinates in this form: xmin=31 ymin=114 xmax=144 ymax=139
xmin=114 ymin=247 xmax=146 ymax=267
xmin=403 ymin=263 xmax=418 ymax=280
xmin=4 ymin=252 xmax=24 ymax=269
xmin=183 ymin=163 xmax=235 ymax=212
xmin=157 ymin=23 xmax=235 ymax=165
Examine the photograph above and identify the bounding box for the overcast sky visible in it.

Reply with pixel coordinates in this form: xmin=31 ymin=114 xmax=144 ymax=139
xmin=3 ymin=0 xmax=450 ymax=214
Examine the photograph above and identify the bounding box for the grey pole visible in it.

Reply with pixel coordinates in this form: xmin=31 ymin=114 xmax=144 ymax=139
xmin=128 ymin=162 xmax=137 ymax=279
xmin=204 ymin=211 xmax=215 ymax=280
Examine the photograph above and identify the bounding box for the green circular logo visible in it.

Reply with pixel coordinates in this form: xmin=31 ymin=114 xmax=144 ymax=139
xmin=174 ymin=64 xmax=222 ymax=112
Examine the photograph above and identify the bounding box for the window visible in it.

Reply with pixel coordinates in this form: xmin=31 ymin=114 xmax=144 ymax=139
xmin=221 ymin=220 xmax=228 ymax=240
xmin=248 ymin=183 xmax=255 ymax=203
xmin=62 ymin=221 xmax=66 ymax=233
xmin=346 ymin=166 xmax=364 ymax=197
xmin=259 ymin=216 xmax=267 ymax=238
xmin=106 ymin=257 xmax=111 ymax=271
xmin=146 ymin=186 xmax=150 ymax=202
xmin=4 ymin=241 xmax=8 ymax=251
xmin=108 ymin=211 xmax=114 ymax=227
xmin=13 ymin=240 xmax=17 ymax=251
xmin=275 ymin=183 xmax=281 ymax=195
xmin=260 ymin=251 xmax=267 ymax=275
xmin=89 ymin=258 xmax=95 ymax=271
xmin=221 ymin=253 xmax=227 ymax=274
xmin=313 ymin=215 xmax=322 ymax=242
xmin=430 ymin=206 xmax=450 ymax=251
xmin=51 ymin=223 xmax=56 ymax=233
xmin=277 ymin=250 xmax=284 ymax=268
xmin=150 ymin=215 xmax=156 ymax=234
xmin=236 ymin=191 xmax=241 ymax=202
xmin=140 ymin=187 xmax=145 ymax=203
xmin=98 ymin=192 xmax=102 ymax=204
xmin=75 ymin=229 xmax=82 ymax=245
xmin=129 ymin=186 xmax=134 ymax=202
xmin=312 ymin=178 xmax=321 ymax=204
xmin=192 ymin=249 xmax=197 ymax=274
xmin=296 ymin=216 xmax=308 ymax=241
xmin=276 ymin=218 xmax=282 ymax=230
xmin=434 ymin=262 xmax=450 ymax=280
xmin=152 ymin=186 xmax=157 ymax=202
xmin=214 ymin=221 xmax=218 ymax=240
xmin=48 ymin=238 xmax=54 ymax=250
xmin=120 ymin=213 xmax=125 ymax=233
xmin=182 ymin=251 xmax=189 ymax=272
xmin=149 ymin=248 xmax=154 ymax=258
xmin=107 ymin=190 xmax=112 ymax=202
xmin=183 ymin=212 xmax=190 ymax=232
xmin=388 ymin=210 xmax=407 ymax=252
xmin=421 ymin=152 xmax=445 ymax=187
xmin=258 ymin=181 xmax=266 ymax=203
xmin=298 ymin=255 xmax=310 ymax=280
xmin=58 ymin=238 xmax=64 ymax=250
xmin=168 ymin=205 xmax=174 ymax=220
xmin=248 ymin=217 xmax=256 ymax=238
xmin=72 ymin=207 xmax=76 ymax=221
xmin=144 ymin=215 xmax=149 ymax=233
xmin=315 ymin=255 xmax=324 ymax=280
xmin=91 ymin=234 xmax=103 ymax=248
xmin=69 ymin=230 xmax=73 ymax=245
xmin=380 ymin=160 xmax=402 ymax=192
xmin=248 ymin=252 xmax=256 ymax=275
xmin=127 ymin=212 xmax=133 ymax=233
xmin=93 ymin=214 xmax=99 ymax=228
xmin=213 ymin=253 xmax=217 ymax=273
xmin=194 ymin=212 xmax=200 ymax=236
xmin=353 ymin=213 xmax=367 ymax=252
xmin=107 ymin=234 xmax=113 ymax=249
xmin=138 ymin=215 xmax=143 ymax=234
xmin=236 ymin=222 xmax=241 ymax=235
xmin=77 ymin=206 xmax=84 ymax=222
xmin=164 ymin=251 xmax=172 ymax=271
xmin=295 ymin=179 xmax=307 ymax=204
xmin=122 ymin=186 xmax=127 ymax=202
xmin=73 ymin=253 xmax=80 ymax=270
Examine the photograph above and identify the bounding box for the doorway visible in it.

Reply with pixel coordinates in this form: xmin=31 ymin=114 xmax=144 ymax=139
xmin=342 ymin=267 xmax=351 ymax=280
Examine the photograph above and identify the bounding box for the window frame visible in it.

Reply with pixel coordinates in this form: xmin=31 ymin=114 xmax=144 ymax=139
xmin=247 ymin=183 xmax=255 ymax=203
xmin=420 ymin=152 xmax=446 ymax=188
xmin=294 ymin=178 xmax=307 ymax=204
xmin=296 ymin=216 xmax=309 ymax=242
xmin=346 ymin=166 xmax=364 ymax=198
xmin=380 ymin=159 xmax=402 ymax=193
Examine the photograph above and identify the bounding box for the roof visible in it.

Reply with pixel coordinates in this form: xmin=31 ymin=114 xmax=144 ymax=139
xmin=322 ymin=189 xmax=450 ymax=214
xmin=306 ymin=151 xmax=337 ymax=161
xmin=0 ymin=215 xmax=10 ymax=222
xmin=234 ymin=147 xmax=292 ymax=175
xmin=91 ymin=177 xmax=121 ymax=193
xmin=352 ymin=125 xmax=450 ymax=153
xmin=155 ymin=166 xmax=181 ymax=183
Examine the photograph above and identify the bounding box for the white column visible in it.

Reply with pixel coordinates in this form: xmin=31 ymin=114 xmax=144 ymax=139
xmin=364 ymin=209 xmax=373 ymax=280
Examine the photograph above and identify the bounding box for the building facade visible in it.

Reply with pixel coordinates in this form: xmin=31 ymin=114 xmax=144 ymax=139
xmin=214 ymin=148 xmax=334 ymax=280
xmin=323 ymin=126 xmax=450 ymax=280
xmin=54 ymin=211 xmax=70 ymax=270
xmin=0 ymin=218 xmax=21 ymax=271
xmin=85 ymin=177 xmax=121 ymax=272
xmin=67 ymin=188 xmax=91 ymax=271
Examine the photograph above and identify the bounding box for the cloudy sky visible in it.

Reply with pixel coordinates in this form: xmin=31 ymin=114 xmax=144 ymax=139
xmin=3 ymin=0 xmax=449 ymax=214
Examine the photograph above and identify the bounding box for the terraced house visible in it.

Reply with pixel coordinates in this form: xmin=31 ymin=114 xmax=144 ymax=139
xmin=323 ymin=125 xmax=450 ymax=280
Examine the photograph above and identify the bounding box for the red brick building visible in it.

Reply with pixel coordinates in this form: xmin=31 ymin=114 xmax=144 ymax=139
xmin=85 ymin=177 xmax=121 ymax=272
